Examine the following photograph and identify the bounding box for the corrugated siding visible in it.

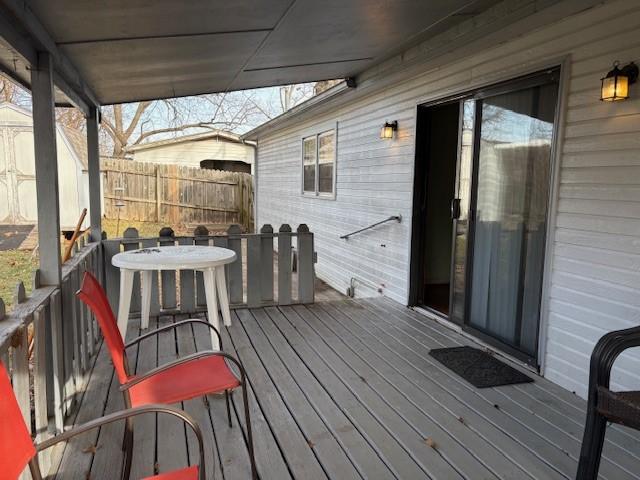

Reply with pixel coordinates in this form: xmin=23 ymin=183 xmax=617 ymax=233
xmin=256 ymin=0 xmax=640 ymax=397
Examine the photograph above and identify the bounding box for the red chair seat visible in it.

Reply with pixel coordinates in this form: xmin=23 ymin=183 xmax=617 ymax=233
xmin=129 ymin=355 xmax=241 ymax=407
xmin=143 ymin=465 xmax=199 ymax=480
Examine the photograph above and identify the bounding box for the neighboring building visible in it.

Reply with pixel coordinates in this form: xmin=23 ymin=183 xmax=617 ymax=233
xmin=125 ymin=130 xmax=255 ymax=174
xmin=0 ymin=103 xmax=90 ymax=230
xmin=244 ymin=0 xmax=640 ymax=400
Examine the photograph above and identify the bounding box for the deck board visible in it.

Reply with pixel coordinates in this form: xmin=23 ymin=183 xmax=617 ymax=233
xmin=53 ymin=298 xmax=640 ymax=480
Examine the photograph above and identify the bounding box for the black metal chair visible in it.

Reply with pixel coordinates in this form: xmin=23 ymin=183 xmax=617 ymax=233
xmin=576 ymin=326 xmax=640 ymax=479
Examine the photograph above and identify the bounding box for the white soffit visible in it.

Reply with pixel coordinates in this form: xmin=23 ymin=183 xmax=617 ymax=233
xmin=25 ymin=0 xmax=501 ymax=105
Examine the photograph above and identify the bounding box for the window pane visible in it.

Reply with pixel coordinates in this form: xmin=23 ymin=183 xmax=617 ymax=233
xmin=318 ymin=131 xmax=334 ymax=194
xmin=303 ymin=137 xmax=316 ymax=192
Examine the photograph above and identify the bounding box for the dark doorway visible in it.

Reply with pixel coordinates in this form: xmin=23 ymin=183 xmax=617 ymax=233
xmin=200 ymin=159 xmax=251 ymax=173
xmin=410 ymin=101 xmax=459 ymax=315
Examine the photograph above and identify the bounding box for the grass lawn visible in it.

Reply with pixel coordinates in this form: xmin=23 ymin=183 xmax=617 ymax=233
xmin=0 ymin=250 xmax=37 ymax=311
xmin=101 ymin=218 xmax=186 ymax=238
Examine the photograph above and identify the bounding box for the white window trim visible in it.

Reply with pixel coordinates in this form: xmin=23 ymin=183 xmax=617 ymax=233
xmin=301 ymin=125 xmax=337 ymax=200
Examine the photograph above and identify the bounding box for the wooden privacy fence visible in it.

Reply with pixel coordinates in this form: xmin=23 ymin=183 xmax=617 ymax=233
xmin=102 ymin=223 xmax=316 ymax=316
xmin=0 ymin=238 xmax=102 ymax=475
xmin=101 ymin=158 xmax=254 ymax=231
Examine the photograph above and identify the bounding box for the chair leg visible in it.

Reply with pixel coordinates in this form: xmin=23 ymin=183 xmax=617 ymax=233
xmin=225 ymin=390 xmax=233 ymax=428
xmin=241 ymin=382 xmax=258 ymax=480
xmin=121 ymin=418 xmax=134 ymax=480
xmin=576 ymin=409 xmax=608 ymax=480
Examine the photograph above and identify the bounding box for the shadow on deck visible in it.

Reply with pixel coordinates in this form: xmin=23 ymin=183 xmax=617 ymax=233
xmin=54 ymin=298 xmax=640 ymax=480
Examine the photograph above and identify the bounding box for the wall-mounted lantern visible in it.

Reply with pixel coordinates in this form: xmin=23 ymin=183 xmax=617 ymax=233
xmin=601 ymin=61 xmax=638 ymax=101
xmin=380 ymin=120 xmax=398 ymax=139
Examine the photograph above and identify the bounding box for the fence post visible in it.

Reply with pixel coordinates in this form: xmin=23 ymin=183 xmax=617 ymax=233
xmin=260 ymin=225 xmax=274 ymax=303
xmin=11 ymin=282 xmax=31 ymax=438
xmin=227 ymin=224 xmax=243 ymax=304
xmin=155 ymin=165 xmax=162 ymax=222
xmin=194 ymin=226 xmax=209 ymax=307
xmin=297 ymin=224 xmax=314 ymax=304
xmin=246 ymin=229 xmax=261 ymax=308
xmin=159 ymin=227 xmax=176 ymax=310
xmin=123 ymin=228 xmax=141 ymax=314
xmin=278 ymin=224 xmax=292 ymax=305
xmin=178 ymin=233 xmax=196 ymax=313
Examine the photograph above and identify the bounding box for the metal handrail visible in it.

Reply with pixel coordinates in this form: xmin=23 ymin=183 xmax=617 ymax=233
xmin=340 ymin=215 xmax=402 ymax=240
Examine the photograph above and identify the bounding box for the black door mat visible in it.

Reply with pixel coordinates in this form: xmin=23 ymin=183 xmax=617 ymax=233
xmin=429 ymin=346 xmax=533 ymax=388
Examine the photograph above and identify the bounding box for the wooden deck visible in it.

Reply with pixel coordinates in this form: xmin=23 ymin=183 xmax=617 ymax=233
xmin=54 ymin=298 xmax=640 ymax=480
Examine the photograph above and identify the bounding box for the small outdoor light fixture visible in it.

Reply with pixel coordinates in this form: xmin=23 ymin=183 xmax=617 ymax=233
xmin=601 ymin=61 xmax=638 ymax=101
xmin=380 ymin=120 xmax=398 ymax=139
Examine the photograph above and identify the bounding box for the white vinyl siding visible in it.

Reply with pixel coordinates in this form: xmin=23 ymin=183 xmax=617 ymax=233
xmin=255 ymin=0 xmax=640 ymax=398
xmin=131 ymin=138 xmax=254 ymax=170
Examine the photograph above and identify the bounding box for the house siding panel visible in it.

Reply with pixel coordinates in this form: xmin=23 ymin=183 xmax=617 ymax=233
xmin=255 ymin=0 xmax=640 ymax=398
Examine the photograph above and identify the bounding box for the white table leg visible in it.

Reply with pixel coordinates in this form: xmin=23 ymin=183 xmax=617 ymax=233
xmin=203 ymin=268 xmax=220 ymax=350
xmin=117 ymin=269 xmax=134 ymax=339
xmin=140 ymin=270 xmax=152 ymax=330
xmin=215 ymin=266 xmax=232 ymax=327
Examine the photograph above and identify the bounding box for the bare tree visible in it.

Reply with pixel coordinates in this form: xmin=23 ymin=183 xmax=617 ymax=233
xmin=100 ymin=90 xmax=280 ymax=156
xmin=0 ymin=73 xmax=332 ymax=157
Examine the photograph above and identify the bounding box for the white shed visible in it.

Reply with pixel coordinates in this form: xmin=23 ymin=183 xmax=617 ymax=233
xmin=0 ymin=102 xmax=90 ymax=230
xmin=125 ymin=130 xmax=255 ymax=174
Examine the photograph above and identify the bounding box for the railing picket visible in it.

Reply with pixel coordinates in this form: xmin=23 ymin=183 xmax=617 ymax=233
xmin=194 ymin=226 xmax=210 ymax=308
xmin=297 ymin=224 xmax=315 ymax=304
xmin=227 ymin=224 xmax=243 ymax=304
xmin=83 ymin=256 xmax=95 ymax=357
xmin=179 ymin=236 xmax=196 ymax=312
xmin=141 ymin=238 xmax=161 ymax=316
xmin=159 ymin=228 xmax=177 ymax=310
xmin=33 ymin=303 xmax=52 ymax=473
xmin=61 ymin=274 xmax=79 ymax=409
xmin=278 ymin=224 xmax=292 ymax=305
xmin=11 ymin=326 xmax=31 ymax=430
xmin=123 ymin=227 xmax=141 ymax=313
xmin=103 ymin=238 xmax=121 ymax=313
xmin=247 ymin=234 xmax=261 ymax=307
xmin=260 ymin=225 xmax=274 ymax=303
xmin=50 ymin=290 xmax=65 ymax=433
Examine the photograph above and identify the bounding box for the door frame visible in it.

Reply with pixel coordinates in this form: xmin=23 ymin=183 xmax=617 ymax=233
xmin=409 ymin=62 xmax=567 ymax=370
xmin=408 ymin=96 xmax=466 ymax=311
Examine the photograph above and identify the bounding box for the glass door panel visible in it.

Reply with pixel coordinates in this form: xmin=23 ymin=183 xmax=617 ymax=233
xmin=449 ymin=99 xmax=474 ymax=324
xmin=467 ymin=80 xmax=558 ymax=359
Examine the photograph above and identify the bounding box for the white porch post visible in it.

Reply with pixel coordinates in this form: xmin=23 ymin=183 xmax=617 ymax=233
xmin=87 ymin=105 xmax=102 ymax=242
xmin=31 ymin=51 xmax=62 ymax=286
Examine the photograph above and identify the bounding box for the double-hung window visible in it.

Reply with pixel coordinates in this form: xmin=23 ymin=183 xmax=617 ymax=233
xmin=302 ymin=129 xmax=335 ymax=197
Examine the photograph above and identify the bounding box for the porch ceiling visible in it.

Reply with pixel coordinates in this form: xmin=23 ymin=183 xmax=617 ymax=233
xmin=7 ymin=0 xmax=500 ymax=105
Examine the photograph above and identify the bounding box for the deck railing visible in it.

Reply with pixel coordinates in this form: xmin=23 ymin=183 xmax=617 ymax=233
xmin=0 ymin=238 xmax=101 ymax=475
xmin=102 ymin=223 xmax=316 ymax=316
xmin=0 ymin=223 xmax=315 ymax=477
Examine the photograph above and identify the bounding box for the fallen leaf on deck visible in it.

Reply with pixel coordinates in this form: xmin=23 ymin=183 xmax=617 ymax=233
xmin=82 ymin=444 xmax=98 ymax=454
xmin=424 ymin=437 xmax=437 ymax=449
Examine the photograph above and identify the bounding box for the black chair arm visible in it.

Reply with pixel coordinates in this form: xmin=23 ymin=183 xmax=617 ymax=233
xmin=588 ymin=326 xmax=640 ymax=394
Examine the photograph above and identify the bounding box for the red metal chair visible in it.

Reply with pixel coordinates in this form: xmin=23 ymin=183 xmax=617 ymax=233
xmin=77 ymin=271 xmax=257 ymax=480
xmin=0 ymin=360 xmax=206 ymax=480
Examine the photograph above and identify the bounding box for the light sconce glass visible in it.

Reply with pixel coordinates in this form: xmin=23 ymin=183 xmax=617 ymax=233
xmin=380 ymin=121 xmax=398 ymax=139
xmin=601 ymin=61 xmax=638 ymax=101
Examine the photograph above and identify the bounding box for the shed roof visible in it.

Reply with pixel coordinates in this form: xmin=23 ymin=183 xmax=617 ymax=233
xmin=124 ymin=130 xmax=253 ymax=153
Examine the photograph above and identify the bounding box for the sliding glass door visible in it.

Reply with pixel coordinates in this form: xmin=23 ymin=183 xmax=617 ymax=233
xmin=465 ymin=72 xmax=559 ymax=362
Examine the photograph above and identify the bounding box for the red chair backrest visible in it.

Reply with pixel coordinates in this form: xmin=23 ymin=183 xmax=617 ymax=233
xmin=0 ymin=361 xmax=36 ymax=479
xmin=77 ymin=272 xmax=129 ymax=383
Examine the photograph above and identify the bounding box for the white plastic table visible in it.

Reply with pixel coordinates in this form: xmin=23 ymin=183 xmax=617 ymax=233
xmin=112 ymin=245 xmax=236 ymax=349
